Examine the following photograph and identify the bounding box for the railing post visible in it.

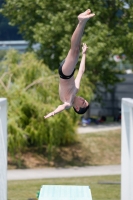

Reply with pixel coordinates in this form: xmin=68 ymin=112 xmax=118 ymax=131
xmin=121 ymin=98 xmax=133 ymax=200
xmin=0 ymin=98 xmax=7 ymax=200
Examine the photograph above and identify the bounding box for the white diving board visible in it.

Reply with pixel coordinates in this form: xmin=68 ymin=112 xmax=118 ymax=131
xmin=39 ymin=185 xmax=93 ymax=200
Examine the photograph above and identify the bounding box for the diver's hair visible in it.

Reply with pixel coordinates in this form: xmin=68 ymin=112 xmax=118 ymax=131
xmin=73 ymin=104 xmax=90 ymax=115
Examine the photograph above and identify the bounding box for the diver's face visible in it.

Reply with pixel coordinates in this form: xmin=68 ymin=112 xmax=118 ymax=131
xmin=76 ymin=96 xmax=89 ymax=110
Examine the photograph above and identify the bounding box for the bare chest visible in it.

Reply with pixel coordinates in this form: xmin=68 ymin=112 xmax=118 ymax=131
xmin=59 ymin=78 xmax=77 ymax=104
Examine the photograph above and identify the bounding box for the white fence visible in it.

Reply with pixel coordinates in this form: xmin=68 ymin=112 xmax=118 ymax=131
xmin=0 ymin=98 xmax=7 ymax=200
xmin=0 ymin=40 xmax=40 ymax=53
xmin=121 ymin=98 xmax=133 ymax=200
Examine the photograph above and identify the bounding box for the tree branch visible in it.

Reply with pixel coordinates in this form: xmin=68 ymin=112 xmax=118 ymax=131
xmin=24 ymin=74 xmax=58 ymax=91
xmin=0 ymin=78 xmax=7 ymax=91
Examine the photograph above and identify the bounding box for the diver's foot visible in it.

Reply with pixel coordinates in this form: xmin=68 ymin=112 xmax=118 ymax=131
xmin=78 ymin=9 xmax=95 ymax=22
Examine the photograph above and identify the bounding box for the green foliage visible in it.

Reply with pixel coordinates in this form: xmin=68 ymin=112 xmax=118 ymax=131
xmin=0 ymin=50 xmax=93 ymax=155
xmin=0 ymin=0 xmax=22 ymax=40
xmin=0 ymin=50 xmax=7 ymax=61
xmin=1 ymin=0 xmax=133 ymax=90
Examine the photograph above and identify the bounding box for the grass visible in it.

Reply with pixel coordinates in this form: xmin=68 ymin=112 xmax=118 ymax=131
xmin=78 ymin=129 xmax=121 ymax=166
xmin=8 ymin=129 xmax=121 ymax=169
xmin=8 ymin=129 xmax=121 ymax=200
xmin=8 ymin=175 xmax=120 ymax=200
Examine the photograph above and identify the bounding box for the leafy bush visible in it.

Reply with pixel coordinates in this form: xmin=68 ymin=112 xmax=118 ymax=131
xmin=0 ymin=50 xmax=93 ymax=155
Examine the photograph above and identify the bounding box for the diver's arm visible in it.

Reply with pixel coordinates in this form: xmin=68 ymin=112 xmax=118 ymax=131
xmin=44 ymin=103 xmax=69 ymax=119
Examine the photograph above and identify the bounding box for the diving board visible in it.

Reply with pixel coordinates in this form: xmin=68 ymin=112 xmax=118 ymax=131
xmin=39 ymin=185 xmax=93 ymax=200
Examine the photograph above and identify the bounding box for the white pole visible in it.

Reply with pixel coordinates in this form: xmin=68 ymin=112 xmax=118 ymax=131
xmin=0 ymin=98 xmax=7 ymax=200
xmin=121 ymin=98 xmax=133 ymax=200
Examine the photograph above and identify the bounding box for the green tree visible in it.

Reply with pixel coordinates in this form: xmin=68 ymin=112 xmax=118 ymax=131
xmin=1 ymin=0 xmax=133 ymax=89
xmin=0 ymin=50 xmax=93 ymax=155
xmin=0 ymin=0 xmax=23 ymax=40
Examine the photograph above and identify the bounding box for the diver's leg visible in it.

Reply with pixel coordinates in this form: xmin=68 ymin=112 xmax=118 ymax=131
xmin=62 ymin=9 xmax=95 ymax=76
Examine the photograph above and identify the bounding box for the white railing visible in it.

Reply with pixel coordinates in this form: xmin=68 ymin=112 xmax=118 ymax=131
xmin=0 ymin=40 xmax=40 ymax=53
xmin=121 ymin=98 xmax=133 ymax=200
xmin=0 ymin=98 xmax=7 ymax=200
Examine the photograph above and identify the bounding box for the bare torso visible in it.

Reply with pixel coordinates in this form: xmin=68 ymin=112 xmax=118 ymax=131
xmin=59 ymin=77 xmax=78 ymax=106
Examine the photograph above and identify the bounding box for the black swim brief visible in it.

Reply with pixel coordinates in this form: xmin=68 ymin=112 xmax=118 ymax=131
xmin=58 ymin=59 xmax=75 ymax=79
